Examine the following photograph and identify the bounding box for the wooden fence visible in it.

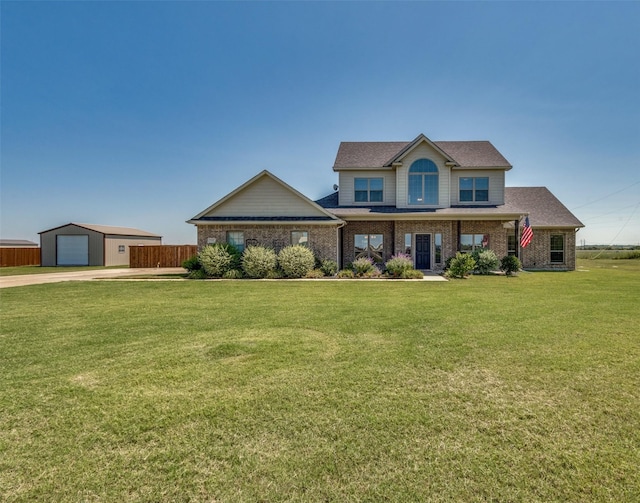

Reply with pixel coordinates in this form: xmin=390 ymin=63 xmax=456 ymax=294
xmin=129 ymin=245 xmax=197 ymax=268
xmin=0 ymin=247 xmax=41 ymax=267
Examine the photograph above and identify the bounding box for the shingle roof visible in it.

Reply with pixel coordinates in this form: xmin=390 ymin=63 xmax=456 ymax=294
xmin=315 ymin=187 xmax=583 ymax=228
xmin=333 ymin=139 xmax=511 ymax=169
xmin=505 ymin=187 xmax=584 ymax=228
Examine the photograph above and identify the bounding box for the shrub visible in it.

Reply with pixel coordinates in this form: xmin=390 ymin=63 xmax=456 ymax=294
xmin=188 ymin=268 xmax=208 ymax=280
xmin=199 ymin=244 xmax=241 ymax=278
xmin=444 ymin=256 xmax=455 ymax=271
xmin=500 ymin=255 xmax=522 ymax=276
xmin=385 ymin=253 xmax=414 ymax=278
xmin=222 ymin=269 xmax=243 ymax=279
xmin=400 ymin=269 xmax=424 ymax=279
xmin=473 ymin=249 xmax=499 ymax=275
xmin=278 ymin=245 xmax=316 ymax=278
xmin=351 ymin=257 xmax=376 ymax=277
xmin=337 ymin=269 xmax=355 ymax=279
xmin=305 ymin=269 xmax=325 ymax=279
xmin=320 ymin=259 xmax=338 ymax=277
xmin=182 ymin=255 xmax=201 ymax=272
xmin=242 ymin=246 xmax=277 ymax=278
xmin=446 ymin=252 xmax=476 ymax=278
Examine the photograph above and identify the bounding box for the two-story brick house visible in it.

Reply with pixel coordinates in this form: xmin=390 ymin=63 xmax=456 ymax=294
xmin=189 ymin=134 xmax=583 ymax=271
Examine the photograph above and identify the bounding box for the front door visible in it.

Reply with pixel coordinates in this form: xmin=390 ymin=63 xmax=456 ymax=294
xmin=415 ymin=234 xmax=431 ymax=270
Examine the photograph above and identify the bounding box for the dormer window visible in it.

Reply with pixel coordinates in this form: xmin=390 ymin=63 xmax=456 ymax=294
xmin=460 ymin=177 xmax=489 ymax=202
xmin=354 ymin=178 xmax=383 ymax=203
xmin=408 ymin=159 xmax=439 ymax=205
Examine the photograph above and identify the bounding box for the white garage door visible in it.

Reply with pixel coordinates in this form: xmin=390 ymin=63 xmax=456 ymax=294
xmin=57 ymin=235 xmax=89 ymax=265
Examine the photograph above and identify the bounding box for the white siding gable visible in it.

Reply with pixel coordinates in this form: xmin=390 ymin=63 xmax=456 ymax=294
xmin=395 ymin=142 xmax=451 ymax=208
xmin=203 ymin=175 xmax=328 ymax=218
xmin=338 ymin=170 xmax=396 ymax=206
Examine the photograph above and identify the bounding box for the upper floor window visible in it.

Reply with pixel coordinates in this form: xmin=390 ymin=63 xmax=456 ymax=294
xmin=408 ymin=159 xmax=438 ymax=205
xmin=460 ymin=177 xmax=489 ymax=202
xmin=354 ymin=178 xmax=383 ymax=203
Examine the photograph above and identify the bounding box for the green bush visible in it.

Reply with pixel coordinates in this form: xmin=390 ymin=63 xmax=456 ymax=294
xmin=222 ymin=269 xmax=243 ymax=279
xmin=188 ymin=268 xmax=208 ymax=280
xmin=473 ymin=249 xmax=499 ymax=275
xmin=384 ymin=253 xmax=414 ymax=278
xmin=278 ymin=245 xmax=316 ymax=278
xmin=242 ymin=246 xmax=277 ymax=278
xmin=320 ymin=259 xmax=338 ymax=277
xmin=500 ymin=255 xmax=522 ymax=276
xmin=305 ymin=269 xmax=325 ymax=279
xmin=400 ymin=269 xmax=424 ymax=279
xmin=337 ymin=269 xmax=355 ymax=279
xmin=351 ymin=257 xmax=376 ymax=277
xmin=182 ymin=255 xmax=201 ymax=272
xmin=446 ymin=252 xmax=476 ymax=278
xmin=199 ymin=244 xmax=241 ymax=278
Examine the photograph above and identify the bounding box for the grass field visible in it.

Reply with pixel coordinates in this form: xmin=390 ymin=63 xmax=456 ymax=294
xmin=1 ymin=261 xmax=639 ymax=502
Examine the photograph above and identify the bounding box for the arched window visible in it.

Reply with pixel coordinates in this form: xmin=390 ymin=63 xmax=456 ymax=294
xmin=408 ymin=159 xmax=438 ymax=205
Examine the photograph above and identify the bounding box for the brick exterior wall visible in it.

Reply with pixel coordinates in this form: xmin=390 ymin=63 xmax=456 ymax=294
xmin=520 ymin=228 xmax=577 ymax=270
xmin=196 ymin=224 xmax=339 ymax=262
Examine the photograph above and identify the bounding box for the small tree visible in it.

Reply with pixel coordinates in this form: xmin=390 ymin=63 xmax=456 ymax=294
xmin=242 ymin=246 xmax=277 ymax=278
xmin=199 ymin=243 xmax=241 ymax=278
xmin=278 ymin=245 xmax=316 ymax=278
xmin=500 ymin=255 xmax=522 ymax=276
xmin=446 ymin=252 xmax=476 ymax=278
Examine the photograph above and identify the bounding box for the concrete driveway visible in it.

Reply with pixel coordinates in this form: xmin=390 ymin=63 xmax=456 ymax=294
xmin=0 ymin=268 xmax=186 ymax=289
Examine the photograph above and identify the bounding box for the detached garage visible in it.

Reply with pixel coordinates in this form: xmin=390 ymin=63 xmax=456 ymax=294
xmin=39 ymin=223 xmax=162 ymax=267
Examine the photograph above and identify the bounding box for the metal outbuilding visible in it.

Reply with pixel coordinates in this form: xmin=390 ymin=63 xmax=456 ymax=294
xmin=39 ymin=223 xmax=162 ymax=266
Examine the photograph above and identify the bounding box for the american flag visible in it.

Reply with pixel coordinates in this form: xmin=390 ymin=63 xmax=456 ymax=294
xmin=520 ymin=216 xmax=533 ymax=248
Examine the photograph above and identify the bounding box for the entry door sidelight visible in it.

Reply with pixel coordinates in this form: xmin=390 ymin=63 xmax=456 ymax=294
xmin=415 ymin=234 xmax=431 ymax=270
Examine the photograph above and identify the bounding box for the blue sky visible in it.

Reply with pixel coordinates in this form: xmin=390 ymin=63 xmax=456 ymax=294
xmin=2 ymin=1 xmax=639 ymax=246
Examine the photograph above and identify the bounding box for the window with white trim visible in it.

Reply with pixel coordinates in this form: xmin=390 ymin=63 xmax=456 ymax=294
xmin=118 ymin=245 xmax=125 ymax=253
xmin=408 ymin=159 xmax=439 ymax=205
xmin=354 ymin=178 xmax=383 ymax=203
xmin=459 ymin=177 xmax=489 ymax=202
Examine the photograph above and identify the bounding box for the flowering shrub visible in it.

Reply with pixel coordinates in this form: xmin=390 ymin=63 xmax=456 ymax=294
xmin=199 ymin=243 xmax=241 ymax=278
xmin=351 ymin=257 xmax=376 ymax=277
xmin=384 ymin=253 xmax=414 ymax=277
xmin=278 ymin=245 xmax=315 ymax=278
xmin=242 ymin=246 xmax=277 ymax=278
xmin=446 ymin=252 xmax=476 ymax=278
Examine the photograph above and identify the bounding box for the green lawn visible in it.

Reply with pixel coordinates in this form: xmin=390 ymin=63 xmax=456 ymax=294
xmin=1 ymin=263 xmax=639 ymax=502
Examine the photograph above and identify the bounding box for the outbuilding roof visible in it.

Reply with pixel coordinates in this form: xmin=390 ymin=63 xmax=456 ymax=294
xmin=333 ymin=135 xmax=512 ymax=169
xmin=39 ymin=223 xmax=161 ymax=237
